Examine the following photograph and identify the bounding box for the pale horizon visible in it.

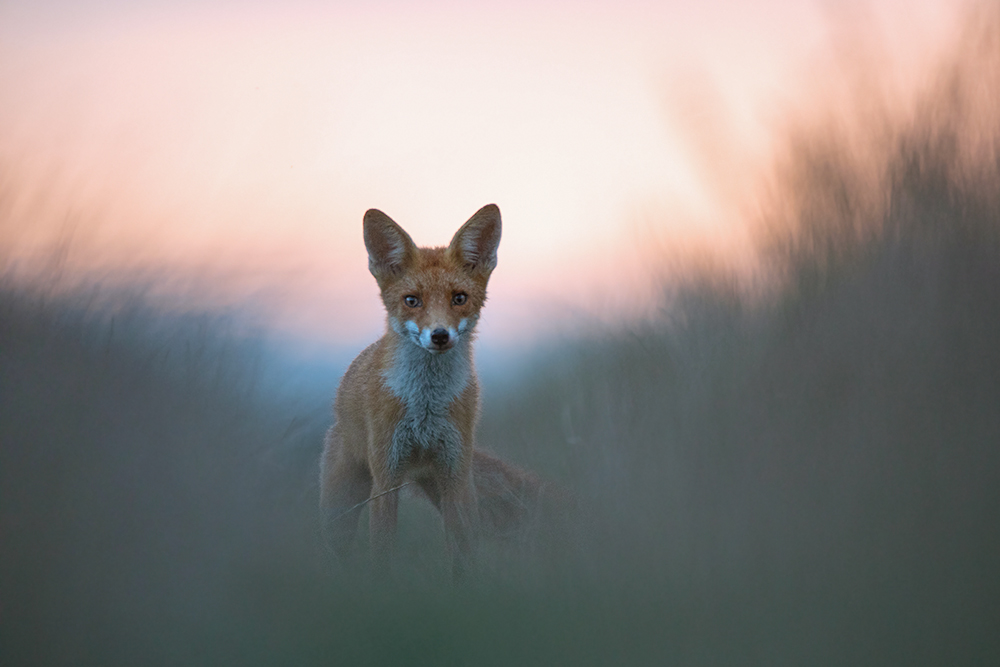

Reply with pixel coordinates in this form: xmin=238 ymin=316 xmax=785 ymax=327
xmin=0 ymin=0 xmax=964 ymax=353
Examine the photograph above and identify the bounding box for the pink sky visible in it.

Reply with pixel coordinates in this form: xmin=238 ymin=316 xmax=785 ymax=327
xmin=0 ymin=0 xmax=962 ymax=351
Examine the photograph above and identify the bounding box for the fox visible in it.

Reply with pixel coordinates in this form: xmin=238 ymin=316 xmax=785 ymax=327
xmin=320 ymin=203 xmax=541 ymax=575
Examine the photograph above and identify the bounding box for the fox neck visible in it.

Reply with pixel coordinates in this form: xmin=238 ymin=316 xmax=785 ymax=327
xmin=381 ymin=326 xmax=475 ymax=474
xmin=382 ymin=328 xmax=474 ymax=404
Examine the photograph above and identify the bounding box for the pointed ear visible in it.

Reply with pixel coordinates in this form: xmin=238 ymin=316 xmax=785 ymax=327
xmin=363 ymin=209 xmax=417 ymax=279
xmin=448 ymin=204 xmax=502 ymax=274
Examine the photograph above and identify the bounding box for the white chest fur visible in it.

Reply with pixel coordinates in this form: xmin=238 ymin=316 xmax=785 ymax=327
xmin=382 ymin=337 xmax=472 ymax=475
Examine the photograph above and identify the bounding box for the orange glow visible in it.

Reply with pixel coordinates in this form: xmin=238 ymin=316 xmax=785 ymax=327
xmin=0 ymin=0 xmax=967 ymax=348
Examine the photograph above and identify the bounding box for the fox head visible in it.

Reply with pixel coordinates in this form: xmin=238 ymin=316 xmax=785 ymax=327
xmin=363 ymin=204 xmax=501 ymax=354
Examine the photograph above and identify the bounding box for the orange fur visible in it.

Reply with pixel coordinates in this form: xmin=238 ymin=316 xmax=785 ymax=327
xmin=320 ymin=204 xmax=509 ymax=575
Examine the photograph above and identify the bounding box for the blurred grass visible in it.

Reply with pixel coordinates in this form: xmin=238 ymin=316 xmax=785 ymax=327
xmin=480 ymin=7 xmax=1000 ymax=663
xmin=0 ymin=282 xmax=328 ymax=665
xmin=4 ymin=6 xmax=1000 ymax=666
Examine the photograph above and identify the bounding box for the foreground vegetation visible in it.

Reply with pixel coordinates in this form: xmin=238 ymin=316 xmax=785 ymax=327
xmin=3 ymin=8 xmax=999 ymax=665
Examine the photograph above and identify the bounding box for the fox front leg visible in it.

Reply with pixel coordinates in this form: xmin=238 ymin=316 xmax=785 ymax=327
xmin=440 ymin=476 xmax=479 ymax=578
xmin=368 ymin=483 xmax=400 ymax=575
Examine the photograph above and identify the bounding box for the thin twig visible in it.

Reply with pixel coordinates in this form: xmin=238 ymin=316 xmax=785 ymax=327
xmin=330 ymin=481 xmax=414 ymax=523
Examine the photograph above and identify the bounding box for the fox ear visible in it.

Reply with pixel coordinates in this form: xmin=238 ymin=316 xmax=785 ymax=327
xmin=448 ymin=204 xmax=501 ymax=274
xmin=363 ymin=209 xmax=416 ymax=279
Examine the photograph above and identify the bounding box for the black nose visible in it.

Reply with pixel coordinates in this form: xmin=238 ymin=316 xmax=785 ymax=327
xmin=431 ymin=328 xmax=450 ymax=347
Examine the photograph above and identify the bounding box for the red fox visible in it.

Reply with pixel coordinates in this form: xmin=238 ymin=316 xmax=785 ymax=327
xmin=320 ymin=204 xmax=545 ymax=575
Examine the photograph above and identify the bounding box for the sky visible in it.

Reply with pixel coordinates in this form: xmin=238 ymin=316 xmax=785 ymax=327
xmin=0 ymin=0 xmax=963 ymax=357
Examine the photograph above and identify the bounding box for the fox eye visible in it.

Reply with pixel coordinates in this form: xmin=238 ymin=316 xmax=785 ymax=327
xmin=452 ymin=293 xmax=468 ymax=306
xmin=404 ymin=295 xmax=422 ymax=308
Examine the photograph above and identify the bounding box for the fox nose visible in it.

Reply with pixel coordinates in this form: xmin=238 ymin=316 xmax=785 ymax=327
xmin=430 ymin=328 xmax=450 ymax=347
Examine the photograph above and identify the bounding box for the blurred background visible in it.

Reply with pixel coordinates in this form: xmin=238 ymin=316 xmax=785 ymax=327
xmin=2 ymin=0 xmax=998 ymax=665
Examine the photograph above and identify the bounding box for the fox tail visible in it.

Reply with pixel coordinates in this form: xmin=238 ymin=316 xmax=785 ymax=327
xmin=472 ymin=449 xmax=572 ymax=541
